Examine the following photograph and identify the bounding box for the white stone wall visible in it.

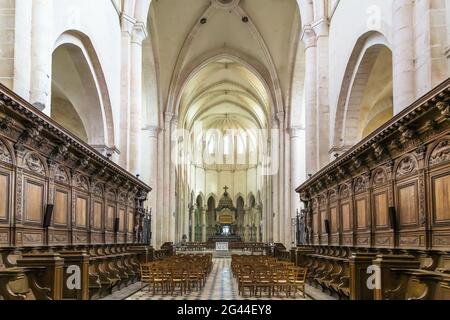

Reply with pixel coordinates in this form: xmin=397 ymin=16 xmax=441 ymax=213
xmin=329 ymin=0 xmax=393 ymax=141
xmin=51 ymin=0 xmax=122 ymax=147
xmin=188 ymin=165 xmax=261 ymax=207
xmin=0 ymin=0 xmax=16 ymax=90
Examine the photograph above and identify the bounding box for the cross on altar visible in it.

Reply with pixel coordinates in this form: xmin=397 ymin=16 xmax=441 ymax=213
xmin=223 ymin=186 xmax=229 ymax=193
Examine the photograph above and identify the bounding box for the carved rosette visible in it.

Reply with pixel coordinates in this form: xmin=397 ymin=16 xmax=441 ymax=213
xmin=24 ymin=153 xmax=45 ymax=175
xmin=372 ymin=167 xmax=387 ymax=186
xmin=54 ymin=165 xmax=69 ymax=184
xmin=396 ymin=156 xmax=417 ymax=178
xmin=429 ymin=139 xmax=450 ymax=167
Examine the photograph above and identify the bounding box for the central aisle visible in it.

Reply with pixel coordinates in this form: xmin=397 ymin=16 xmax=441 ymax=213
xmin=127 ymin=258 xmax=311 ymax=301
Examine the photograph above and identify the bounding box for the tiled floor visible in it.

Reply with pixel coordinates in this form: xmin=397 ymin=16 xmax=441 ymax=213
xmin=126 ymin=258 xmax=313 ymax=301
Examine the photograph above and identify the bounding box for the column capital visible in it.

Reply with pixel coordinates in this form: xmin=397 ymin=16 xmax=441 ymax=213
xmin=275 ymin=111 xmax=285 ymax=124
xmin=311 ymin=18 xmax=329 ymax=38
xmin=120 ymin=13 xmax=136 ymax=34
xmin=289 ymin=126 xmax=304 ymax=138
xmin=143 ymin=125 xmax=160 ymax=138
xmin=132 ymin=22 xmax=148 ymax=44
xmin=300 ymin=26 xmax=317 ymax=49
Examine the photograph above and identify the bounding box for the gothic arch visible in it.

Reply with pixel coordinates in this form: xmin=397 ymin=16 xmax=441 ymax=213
xmin=170 ymin=48 xmax=278 ymax=117
xmin=234 ymin=193 xmax=246 ymax=207
xmin=207 ymin=193 xmax=219 ymax=206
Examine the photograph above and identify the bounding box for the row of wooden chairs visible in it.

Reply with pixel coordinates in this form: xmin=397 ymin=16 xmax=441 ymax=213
xmin=232 ymin=255 xmax=308 ymax=298
xmin=140 ymin=254 xmax=213 ymax=296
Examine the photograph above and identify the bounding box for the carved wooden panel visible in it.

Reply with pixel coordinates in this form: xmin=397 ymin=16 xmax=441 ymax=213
xmin=107 ymin=206 xmax=115 ymax=231
xmin=24 ymin=180 xmax=44 ymax=222
xmin=0 ymin=172 xmax=9 ymax=220
xmin=356 ymin=198 xmax=367 ymax=230
xmin=76 ymin=197 xmax=88 ymax=227
xmin=0 ymin=230 xmax=9 ymax=245
xmin=341 ymin=203 xmax=351 ymax=231
xmin=398 ymin=183 xmax=418 ymax=226
xmin=374 ymin=192 xmax=388 ymax=227
xmin=119 ymin=209 xmax=125 ymax=232
xmin=321 ymin=210 xmax=327 ymax=234
xmin=330 ymin=207 xmax=338 ymax=233
xmin=22 ymin=231 xmax=43 ymax=246
xmin=93 ymin=202 xmax=103 ymax=229
xmin=432 ymin=174 xmax=450 ymax=222
xmin=128 ymin=211 xmax=133 ymax=233
xmin=54 ymin=190 xmax=68 ymax=225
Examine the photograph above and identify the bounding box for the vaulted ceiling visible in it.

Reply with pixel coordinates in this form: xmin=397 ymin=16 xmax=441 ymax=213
xmin=148 ymin=0 xmax=301 ymax=131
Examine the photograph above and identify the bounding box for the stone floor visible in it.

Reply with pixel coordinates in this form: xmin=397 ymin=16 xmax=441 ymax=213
xmin=122 ymin=257 xmax=332 ymax=301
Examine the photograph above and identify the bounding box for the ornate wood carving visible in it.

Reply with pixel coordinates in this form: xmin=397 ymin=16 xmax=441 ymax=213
xmin=297 ymin=79 xmax=450 ymax=253
xmin=54 ymin=166 xmax=69 ymax=184
xmin=396 ymin=155 xmax=417 ymax=178
xmin=0 ymin=140 xmax=12 ymax=164
xmin=74 ymin=174 xmax=89 ymax=191
xmin=372 ymin=168 xmax=387 ymax=186
xmin=429 ymin=139 xmax=450 ymax=167
xmin=24 ymin=153 xmax=45 ymax=175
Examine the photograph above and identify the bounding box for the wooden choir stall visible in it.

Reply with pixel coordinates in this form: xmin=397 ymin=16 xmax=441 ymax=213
xmin=295 ymin=79 xmax=450 ymax=300
xmin=0 ymin=84 xmax=169 ymax=300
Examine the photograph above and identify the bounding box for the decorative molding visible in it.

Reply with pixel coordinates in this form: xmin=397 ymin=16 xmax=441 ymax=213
xmin=372 ymin=168 xmax=387 ymax=186
xmin=25 ymin=153 xmax=45 ymax=175
xmin=74 ymin=174 xmax=89 ymax=191
xmin=396 ymin=156 xmax=417 ymax=178
xmin=54 ymin=165 xmax=69 ymax=184
xmin=0 ymin=140 xmax=12 ymax=163
xmin=429 ymin=139 xmax=450 ymax=167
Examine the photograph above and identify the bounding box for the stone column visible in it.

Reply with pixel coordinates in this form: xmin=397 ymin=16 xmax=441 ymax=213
xmin=29 ymin=0 xmax=53 ymax=116
xmin=129 ymin=24 xmax=147 ymax=176
xmin=393 ymin=0 xmax=416 ymax=114
xmin=201 ymin=207 xmax=207 ymax=242
xmin=190 ymin=205 xmax=195 ymax=242
xmin=290 ymin=126 xmax=305 ymax=217
xmin=301 ymin=27 xmax=318 ymax=174
xmin=313 ymin=20 xmax=330 ymax=168
xmin=13 ymin=0 xmax=32 ymax=100
xmin=169 ymin=116 xmax=178 ymax=242
xmin=163 ymin=112 xmax=173 ymax=244
xmin=119 ymin=14 xmax=134 ymax=169
xmin=142 ymin=125 xmax=159 ymax=246
xmin=276 ymin=112 xmax=286 ymax=245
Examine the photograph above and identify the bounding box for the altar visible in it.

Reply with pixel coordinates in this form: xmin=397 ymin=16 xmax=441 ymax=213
xmin=208 ymin=186 xmax=242 ymax=243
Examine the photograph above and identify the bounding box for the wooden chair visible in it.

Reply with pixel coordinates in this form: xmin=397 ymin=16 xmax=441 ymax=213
xmin=169 ymin=268 xmax=187 ymax=296
xmin=289 ymin=267 xmax=308 ymax=298
xmin=254 ymin=269 xmax=274 ymax=298
xmin=148 ymin=267 xmax=168 ymax=295
xmin=139 ymin=264 xmax=151 ymax=290
xmin=273 ymin=269 xmax=290 ymax=297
